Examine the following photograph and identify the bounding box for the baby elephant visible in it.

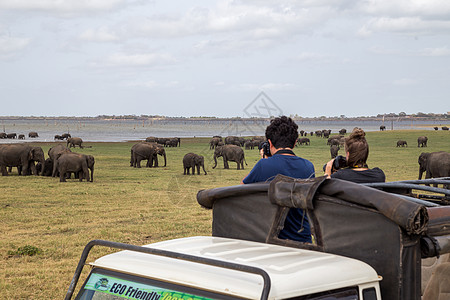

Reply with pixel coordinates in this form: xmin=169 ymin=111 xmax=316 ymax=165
xmin=396 ymin=140 xmax=408 ymax=147
xmin=183 ymin=153 xmax=207 ymax=175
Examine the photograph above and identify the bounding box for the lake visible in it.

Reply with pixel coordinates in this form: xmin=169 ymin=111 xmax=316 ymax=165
xmin=0 ymin=118 xmax=446 ymax=143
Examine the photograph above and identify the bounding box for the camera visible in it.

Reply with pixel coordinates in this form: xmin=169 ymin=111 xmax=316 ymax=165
xmin=258 ymin=141 xmax=272 ymax=157
xmin=322 ymin=155 xmax=347 ymax=172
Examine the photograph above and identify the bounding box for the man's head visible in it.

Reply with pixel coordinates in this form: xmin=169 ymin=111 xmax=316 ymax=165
xmin=265 ymin=116 xmax=298 ymax=149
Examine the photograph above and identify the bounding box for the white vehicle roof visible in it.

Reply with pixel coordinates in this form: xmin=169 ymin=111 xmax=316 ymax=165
xmin=91 ymin=236 xmax=381 ymax=299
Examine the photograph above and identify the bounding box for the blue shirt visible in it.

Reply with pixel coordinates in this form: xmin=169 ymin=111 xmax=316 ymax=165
xmin=243 ymin=153 xmax=315 ymax=243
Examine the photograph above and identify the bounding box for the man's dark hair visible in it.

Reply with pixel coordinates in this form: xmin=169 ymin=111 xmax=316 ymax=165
xmin=265 ymin=116 xmax=298 ymax=149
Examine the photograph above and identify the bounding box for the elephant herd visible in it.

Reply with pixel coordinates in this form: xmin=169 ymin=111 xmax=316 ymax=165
xmin=0 ymin=132 xmax=39 ymax=140
xmin=131 ymin=137 xmax=248 ymax=174
xmin=298 ymin=129 xmax=348 ymax=137
xmin=145 ymin=137 xmax=180 ymax=147
xmin=433 ymin=126 xmax=449 ymax=131
xmin=395 ymin=136 xmax=429 ymax=148
xmin=2 ymin=131 xmax=448 ymax=183
xmin=54 ymin=133 xmax=71 ymax=140
xmin=0 ymin=143 xmax=94 ymax=182
xmin=297 ymin=131 xmax=346 ymax=159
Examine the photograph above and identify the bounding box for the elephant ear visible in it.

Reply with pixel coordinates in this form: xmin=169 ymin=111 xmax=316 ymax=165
xmin=28 ymin=148 xmax=34 ymax=160
xmin=29 ymin=147 xmax=38 ymax=160
xmin=419 ymin=152 xmax=427 ymax=163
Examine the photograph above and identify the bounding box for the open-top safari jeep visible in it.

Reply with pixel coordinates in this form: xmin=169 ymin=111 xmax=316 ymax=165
xmin=66 ymin=177 xmax=450 ymax=300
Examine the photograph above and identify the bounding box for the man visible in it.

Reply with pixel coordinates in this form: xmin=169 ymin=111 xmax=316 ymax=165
xmin=242 ymin=116 xmax=315 ymax=243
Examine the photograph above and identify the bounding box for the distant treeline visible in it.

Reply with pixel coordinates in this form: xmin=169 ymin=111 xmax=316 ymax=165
xmin=0 ymin=112 xmax=448 ymax=121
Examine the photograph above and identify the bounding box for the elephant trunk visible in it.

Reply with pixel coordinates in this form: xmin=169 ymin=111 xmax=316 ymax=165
xmin=90 ymin=167 xmax=94 ymax=182
xmin=163 ymin=152 xmax=167 ymax=167
xmin=212 ymin=154 xmax=217 ymax=169
xmin=38 ymin=157 xmax=45 ymax=176
xmin=419 ymin=167 xmax=425 ymax=180
xmin=202 ymin=163 xmax=207 ymax=175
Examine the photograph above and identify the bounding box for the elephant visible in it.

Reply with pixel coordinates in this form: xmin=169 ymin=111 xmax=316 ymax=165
xmin=0 ymin=144 xmax=45 ymax=176
xmin=434 ymin=127 xmax=439 ymax=131
xmin=329 ymin=136 xmax=346 ymax=147
xmin=443 ymin=126 xmax=449 ymax=131
xmin=170 ymin=137 xmax=181 ymax=147
xmin=150 ymin=137 xmax=179 ymax=147
xmin=155 ymin=138 xmax=168 ymax=146
xmin=165 ymin=138 xmax=179 ymax=147
xmin=28 ymin=132 xmax=39 ymax=138
xmin=252 ymin=140 xmax=261 ymax=148
xmin=41 ymin=158 xmax=54 ymax=176
xmin=297 ymin=138 xmax=310 ymax=146
xmin=150 ymin=144 xmax=167 ymax=167
xmin=322 ymin=130 xmax=331 ymax=138
xmin=209 ymin=137 xmax=222 ymax=149
xmin=330 ymin=145 xmax=340 ymax=158
xmin=0 ymin=132 xmax=6 ymax=139
xmin=212 ymin=145 xmax=247 ymax=170
xmin=54 ymin=135 xmax=64 ymax=140
xmin=418 ymin=151 xmax=450 ymax=188
xmin=380 ymin=125 xmax=386 ymax=131
xmin=396 ymin=140 xmax=408 ymax=147
xmin=224 ymin=136 xmax=240 ymax=146
xmin=225 ymin=136 xmax=245 ymax=147
xmin=130 ymin=142 xmax=166 ymax=168
xmin=327 ymin=137 xmax=338 ymax=146
xmin=7 ymin=133 xmax=17 ymax=139
xmin=18 ymin=134 xmax=25 ymax=139
xmin=55 ymin=152 xmax=94 ymax=182
xmin=48 ymin=144 xmax=72 ymax=177
xmin=339 ymin=129 xmax=347 ymax=135
xmin=67 ymin=137 xmax=84 ymax=148
xmin=417 ymin=136 xmax=428 ymax=147
xmin=61 ymin=133 xmax=71 ymax=139
xmin=183 ymin=153 xmax=207 ymax=175
xmin=145 ymin=136 xmax=157 ymax=143
xmin=244 ymin=140 xmax=253 ymax=150
xmin=315 ymin=130 xmax=322 ymax=137
xmin=299 ymin=130 xmax=305 ymax=136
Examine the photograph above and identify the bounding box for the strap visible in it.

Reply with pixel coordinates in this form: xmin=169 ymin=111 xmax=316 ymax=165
xmin=273 ymin=149 xmax=295 ymax=156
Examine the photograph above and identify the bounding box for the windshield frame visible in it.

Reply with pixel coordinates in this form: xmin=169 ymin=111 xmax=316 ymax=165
xmin=75 ymin=267 xmax=246 ymax=300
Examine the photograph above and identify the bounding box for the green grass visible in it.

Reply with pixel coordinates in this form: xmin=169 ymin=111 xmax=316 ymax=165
xmin=0 ymin=130 xmax=449 ymax=299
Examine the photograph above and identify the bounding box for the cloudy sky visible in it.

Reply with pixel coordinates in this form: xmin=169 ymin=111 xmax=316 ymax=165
xmin=0 ymin=0 xmax=449 ymax=117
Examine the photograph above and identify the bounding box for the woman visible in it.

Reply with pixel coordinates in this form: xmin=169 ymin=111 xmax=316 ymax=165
xmin=324 ymin=127 xmax=385 ymax=183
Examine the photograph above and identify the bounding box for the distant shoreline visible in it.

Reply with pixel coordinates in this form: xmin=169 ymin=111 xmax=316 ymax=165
xmin=0 ymin=115 xmax=448 ymax=122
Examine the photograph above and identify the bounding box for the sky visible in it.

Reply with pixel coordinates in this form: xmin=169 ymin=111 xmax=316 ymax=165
xmin=0 ymin=0 xmax=449 ymax=118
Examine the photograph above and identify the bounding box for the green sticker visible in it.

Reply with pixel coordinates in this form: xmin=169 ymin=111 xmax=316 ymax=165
xmin=84 ymin=273 xmax=213 ymax=300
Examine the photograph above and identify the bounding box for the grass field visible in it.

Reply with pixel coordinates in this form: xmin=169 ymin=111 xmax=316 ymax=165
xmin=0 ymin=129 xmax=449 ymax=299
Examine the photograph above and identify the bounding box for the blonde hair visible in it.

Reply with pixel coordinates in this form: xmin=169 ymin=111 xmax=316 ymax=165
xmin=345 ymin=127 xmax=369 ymax=167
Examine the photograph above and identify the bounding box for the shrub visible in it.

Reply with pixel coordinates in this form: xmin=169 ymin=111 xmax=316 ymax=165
xmin=8 ymin=245 xmax=42 ymax=257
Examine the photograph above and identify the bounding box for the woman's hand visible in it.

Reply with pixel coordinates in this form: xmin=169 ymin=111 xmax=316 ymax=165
xmin=324 ymin=159 xmax=335 ymax=178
